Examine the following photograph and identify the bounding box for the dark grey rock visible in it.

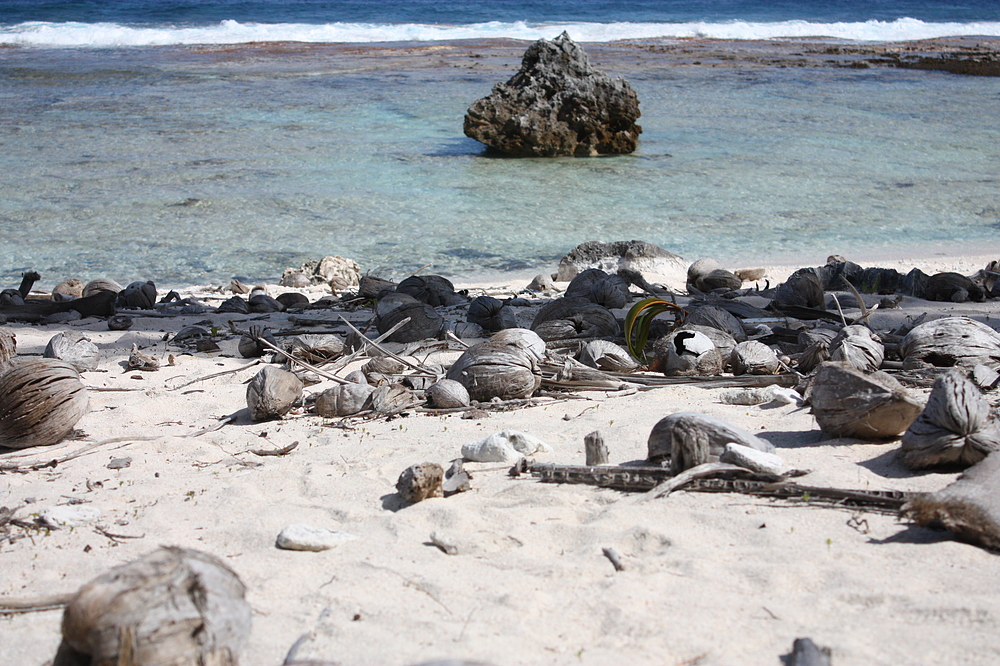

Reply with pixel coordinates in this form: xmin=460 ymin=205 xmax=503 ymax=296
xmin=464 ymin=32 xmax=641 ymax=157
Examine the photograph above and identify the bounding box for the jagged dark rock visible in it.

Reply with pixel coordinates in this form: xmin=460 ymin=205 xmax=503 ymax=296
xmin=464 ymin=32 xmax=641 ymax=157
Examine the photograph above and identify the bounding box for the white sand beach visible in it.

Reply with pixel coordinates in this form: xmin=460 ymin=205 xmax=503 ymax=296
xmin=3 ymin=251 xmax=1000 ymax=665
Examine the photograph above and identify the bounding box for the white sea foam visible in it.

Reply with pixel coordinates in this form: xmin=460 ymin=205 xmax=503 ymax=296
xmin=3 ymin=18 xmax=1000 ymax=48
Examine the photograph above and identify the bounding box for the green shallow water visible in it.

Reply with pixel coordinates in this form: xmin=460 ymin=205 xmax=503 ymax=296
xmin=0 ymin=42 xmax=998 ymax=285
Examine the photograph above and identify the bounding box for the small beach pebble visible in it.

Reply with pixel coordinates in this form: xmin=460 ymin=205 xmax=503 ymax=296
xmin=40 ymin=505 xmax=102 ymax=528
xmin=276 ymin=524 xmax=358 ymax=551
xmin=719 ymin=443 xmax=784 ymax=475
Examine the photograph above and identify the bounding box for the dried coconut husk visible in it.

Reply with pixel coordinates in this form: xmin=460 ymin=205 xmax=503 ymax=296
xmin=796 ymin=340 xmax=831 ymax=374
xmin=683 ymin=305 xmax=747 ymax=342
xmin=564 ymin=268 xmax=608 ymax=299
xmin=899 ymin=369 xmax=1000 ymax=470
xmin=314 ymin=382 xmax=376 ymax=417
xmin=44 ymin=331 xmax=100 ymax=373
xmin=248 ymin=293 xmax=284 ymax=313
xmin=426 ymin=379 xmax=471 ymax=408
xmin=578 ymin=339 xmax=638 ymax=372
xmin=246 ymin=366 xmax=303 ymax=421
xmin=676 ymin=324 xmax=738 ymax=367
xmin=0 ymin=358 xmax=89 ymax=449
xmin=900 ymin=316 xmax=1000 ymax=370
xmin=396 ymin=275 xmax=466 ymax=307
xmin=588 ymin=274 xmax=630 ymax=309
xmin=276 ymin=292 xmax=309 ymax=309
xmin=116 ymin=281 xmax=157 ymax=309
xmin=686 ymin=258 xmax=722 ymax=288
xmin=696 ymin=269 xmax=742 ymax=293
xmin=375 ymin=293 xmax=444 ymax=343
xmin=82 ymin=278 xmax=122 ymax=298
xmin=54 ymin=546 xmax=250 ymax=666
xmin=647 ymin=412 xmax=775 ymax=473
xmin=446 ymin=328 xmax=543 ymax=402
xmin=217 ymin=296 xmax=250 ymax=314
xmin=285 ymin=334 xmax=345 ymax=366
xmin=530 ymin=297 xmax=618 ymax=341
xmin=925 ymin=271 xmax=984 ymax=303
xmin=362 ymin=356 xmax=406 ymax=383
xmin=829 ymin=324 xmax=884 ymax=373
xmin=773 ymin=269 xmax=825 ymax=308
xmin=238 ymin=326 xmax=276 ymax=358
xmin=901 ymin=452 xmax=1000 ymax=551
xmin=730 ymin=340 xmax=781 ymax=376
xmin=358 ymin=275 xmax=396 ymax=300
xmin=653 ymin=330 xmax=724 ymax=377
xmin=53 ymin=278 xmax=84 ymax=299
xmin=467 ymin=296 xmax=517 ymax=332
xmin=0 ymin=327 xmax=15 ymax=366
xmin=371 ymin=383 xmax=420 ymax=414
xmin=807 ymin=362 xmax=923 ymax=440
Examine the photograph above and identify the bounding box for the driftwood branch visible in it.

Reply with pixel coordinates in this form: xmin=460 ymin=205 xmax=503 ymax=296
xmin=250 ymin=441 xmax=299 ymax=457
xmin=0 ymin=593 xmax=74 ymax=615
xmin=514 ymin=461 xmax=910 ymax=514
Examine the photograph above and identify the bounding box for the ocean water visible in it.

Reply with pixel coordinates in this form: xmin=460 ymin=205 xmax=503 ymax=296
xmin=1 ymin=1 xmax=999 ymax=285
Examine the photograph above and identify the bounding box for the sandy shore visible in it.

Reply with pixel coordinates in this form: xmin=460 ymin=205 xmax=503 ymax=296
xmin=3 ymin=251 xmax=1000 ymax=665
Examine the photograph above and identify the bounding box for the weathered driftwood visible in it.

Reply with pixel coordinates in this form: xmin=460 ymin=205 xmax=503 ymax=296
xmin=246 ymin=366 xmax=303 ymax=421
xmin=54 ymin=546 xmax=251 ymax=666
xmin=0 ymin=359 xmax=89 ymax=449
xmin=314 ymin=383 xmax=376 ymax=417
xmin=467 ymin=295 xmax=517 ymax=332
xmin=899 ymin=316 xmax=1000 ymax=370
xmin=899 ymin=369 xmax=1000 ymax=469
xmin=654 ymin=330 xmax=724 ymax=377
xmin=0 ymin=290 xmax=117 ymax=322
xmin=425 ymin=379 xmax=471 ymax=409
xmin=0 ymin=327 xmax=16 ymax=365
xmin=807 ymin=362 xmax=922 ymax=440
xmin=516 ymin=460 xmax=908 ymax=512
xmin=829 ymin=324 xmax=884 ymax=373
xmin=584 ymin=430 xmax=609 ymax=465
xmin=44 ymin=332 xmax=100 ymax=373
xmin=646 ymin=412 xmax=775 ymax=474
xmin=901 ymin=452 xmax=1000 ymax=551
xmin=396 ymin=462 xmax=444 ymax=503
xmin=730 ymin=340 xmax=781 ymax=376
xmin=446 ymin=329 xmax=544 ymax=401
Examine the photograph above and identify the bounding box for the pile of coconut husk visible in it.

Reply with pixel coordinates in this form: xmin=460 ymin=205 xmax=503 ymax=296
xmin=5 ymin=246 xmax=1000 ymax=555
